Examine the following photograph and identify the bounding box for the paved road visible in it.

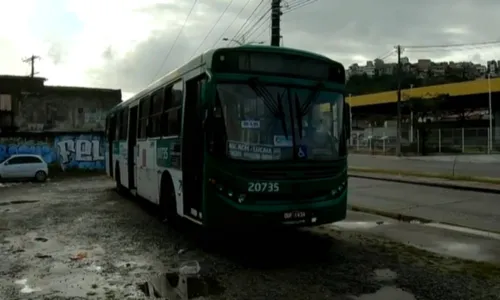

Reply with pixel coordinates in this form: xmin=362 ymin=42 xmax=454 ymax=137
xmin=2 ymin=176 xmax=500 ymax=299
xmin=349 ymin=177 xmax=500 ymax=233
xmin=349 ymin=154 xmax=500 ymax=178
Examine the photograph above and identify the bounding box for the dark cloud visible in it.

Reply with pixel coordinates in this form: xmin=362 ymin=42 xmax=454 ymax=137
xmin=90 ymin=0 xmax=500 ymax=94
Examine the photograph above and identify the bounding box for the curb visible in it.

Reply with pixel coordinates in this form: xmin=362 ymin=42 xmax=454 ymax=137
xmin=348 ymin=204 xmax=500 ymax=235
xmin=348 ymin=174 xmax=500 ymax=195
xmin=348 ymin=205 xmax=433 ymax=224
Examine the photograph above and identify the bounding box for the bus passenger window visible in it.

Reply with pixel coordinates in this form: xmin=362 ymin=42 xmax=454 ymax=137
xmin=115 ymin=111 xmax=122 ymax=139
xmin=162 ymin=81 xmax=183 ymax=137
xmin=167 ymin=108 xmax=181 ymax=135
xmin=138 ymin=97 xmax=150 ymax=139
xmin=149 ymin=91 xmax=163 ymax=137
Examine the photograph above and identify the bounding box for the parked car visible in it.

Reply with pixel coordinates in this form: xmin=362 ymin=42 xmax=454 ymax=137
xmin=0 ymin=154 xmax=49 ymax=182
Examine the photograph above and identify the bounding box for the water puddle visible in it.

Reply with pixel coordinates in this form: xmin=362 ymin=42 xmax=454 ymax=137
xmin=347 ymin=269 xmax=412 ymax=299
xmin=15 ymin=278 xmax=42 ymax=294
xmin=373 ymin=269 xmax=397 ymax=282
xmin=428 ymin=241 xmax=494 ymax=262
xmin=352 ymin=286 xmax=415 ymax=300
xmin=138 ymin=261 xmax=224 ymax=299
xmin=332 ymin=221 xmax=386 ymax=230
xmin=138 ymin=273 xmax=224 ymax=299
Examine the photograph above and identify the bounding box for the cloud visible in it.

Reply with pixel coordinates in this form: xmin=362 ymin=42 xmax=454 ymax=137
xmin=2 ymin=0 xmax=500 ymax=97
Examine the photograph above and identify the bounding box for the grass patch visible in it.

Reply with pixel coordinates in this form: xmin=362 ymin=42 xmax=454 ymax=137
xmin=349 ymin=167 xmax=500 ymax=185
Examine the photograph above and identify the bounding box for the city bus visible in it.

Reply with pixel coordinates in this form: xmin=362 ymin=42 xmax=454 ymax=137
xmin=104 ymin=45 xmax=350 ymax=229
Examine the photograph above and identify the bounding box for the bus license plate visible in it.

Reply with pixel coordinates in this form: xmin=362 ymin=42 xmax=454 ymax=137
xmin=284 ymin=211 xmax=306 ymax=220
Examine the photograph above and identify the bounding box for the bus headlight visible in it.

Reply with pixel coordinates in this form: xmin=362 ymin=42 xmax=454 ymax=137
xmin=237 ymin=194 xmax=246 ymax=203
xmin=331 ymin=181 xmax=347 ymax=197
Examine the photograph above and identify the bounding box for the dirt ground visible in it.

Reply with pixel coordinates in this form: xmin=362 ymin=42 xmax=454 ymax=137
xmin=1 ymin=175 xmax=500 ymax=300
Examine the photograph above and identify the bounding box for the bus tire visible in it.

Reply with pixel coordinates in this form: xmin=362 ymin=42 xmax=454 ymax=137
xmin=115 ymin=163 xmax=124 ymax=194
xmin=159 ymin=173 xmax=179 ymax=226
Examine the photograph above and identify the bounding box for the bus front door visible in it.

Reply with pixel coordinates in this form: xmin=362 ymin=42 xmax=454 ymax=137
xmin=128 ymin=106 xmax=138 ymax=189
xmin=182 ymin=75 xmax=206 ymax=221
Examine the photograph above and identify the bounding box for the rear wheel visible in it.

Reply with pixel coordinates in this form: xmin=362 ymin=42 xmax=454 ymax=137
xmin=159 ymin=174 xmax=179 ymax=226
xmin=115 ymin=165 xmax=124 ymax=194
xmin=34 ymin=171 xmax=47 ymax=182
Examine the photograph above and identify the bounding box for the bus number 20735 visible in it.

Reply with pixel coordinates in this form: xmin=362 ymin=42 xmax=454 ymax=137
xmin=248 ymin=182 xmax=279 ymax=192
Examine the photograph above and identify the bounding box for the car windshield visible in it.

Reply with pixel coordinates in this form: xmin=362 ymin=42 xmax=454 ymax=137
xmin=216 ymin=83 xmax=344 ymax=161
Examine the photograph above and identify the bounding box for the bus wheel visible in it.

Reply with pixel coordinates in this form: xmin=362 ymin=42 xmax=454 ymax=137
xmin=160 ymin=174 xmax=178 ymax=226
xmin=115 ymin=165 xmax=124 ymax=194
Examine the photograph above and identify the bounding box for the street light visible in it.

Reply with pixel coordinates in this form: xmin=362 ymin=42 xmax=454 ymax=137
xmin=222 ymin=38 xmax=264 ymax=46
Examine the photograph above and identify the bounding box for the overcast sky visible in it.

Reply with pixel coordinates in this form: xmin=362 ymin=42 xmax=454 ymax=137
xmin=1 ymin=0 xmax=500 ymax=99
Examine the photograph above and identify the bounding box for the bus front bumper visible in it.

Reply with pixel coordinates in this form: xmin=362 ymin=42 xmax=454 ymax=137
xmin=204 ymin=190 xmax=347 ymax=229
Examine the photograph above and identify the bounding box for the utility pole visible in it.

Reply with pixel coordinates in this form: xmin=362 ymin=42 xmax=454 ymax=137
xmin=271 ymin=0 xmax=281 ymax=46
xmin=395 ymin=45 xmax=402 ymax=156
xmin=22 ymin=55 xmax=41 ymax=77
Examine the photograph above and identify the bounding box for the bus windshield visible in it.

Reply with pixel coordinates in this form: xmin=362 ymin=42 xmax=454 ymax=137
xmin=216 ymin=83 xmax=344 ymax=161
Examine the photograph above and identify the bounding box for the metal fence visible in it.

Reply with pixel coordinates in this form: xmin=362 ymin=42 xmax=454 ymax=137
xmin=350 ymin=127 xmax=500 ymax=155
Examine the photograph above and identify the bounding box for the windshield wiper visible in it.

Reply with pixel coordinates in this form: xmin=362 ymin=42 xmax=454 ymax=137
xmin=300 ymin=81 xmax=324 ymax=116
xmin=248 ymin=77 xmax=289 ymax=139
xmin=294 ymin=82 xmax=324 ymax=138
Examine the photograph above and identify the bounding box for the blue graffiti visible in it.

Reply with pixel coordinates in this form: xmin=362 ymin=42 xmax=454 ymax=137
xmin=54 ymin=134 xmax=105 ymax=170
xmin=0 ymin=143 xmax=56 ymax=163
xmin=0 ymin=134 xmax=106 ymax=171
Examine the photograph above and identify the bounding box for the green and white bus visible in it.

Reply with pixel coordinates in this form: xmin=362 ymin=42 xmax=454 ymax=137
xmin=105 ymin=45 xmax=350 ymax=228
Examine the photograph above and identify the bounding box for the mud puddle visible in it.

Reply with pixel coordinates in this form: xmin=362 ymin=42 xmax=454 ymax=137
xmin=348 ymin=268 xmax=414 ymax=299
xmin=352 ymin=286 xmax=415 ymax=300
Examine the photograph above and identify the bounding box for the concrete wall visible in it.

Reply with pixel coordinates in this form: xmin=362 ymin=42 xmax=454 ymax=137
xmin=15 ymin=93 xmax=118 ymax=132
xmin=0 ymin=133 xmax=106 ymax=171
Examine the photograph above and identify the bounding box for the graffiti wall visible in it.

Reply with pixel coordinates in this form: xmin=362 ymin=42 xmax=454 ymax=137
xmin=0 ymin=134 xmax=106 ymax=171
xmin=54 ymin=135 xmax=105 ymax=170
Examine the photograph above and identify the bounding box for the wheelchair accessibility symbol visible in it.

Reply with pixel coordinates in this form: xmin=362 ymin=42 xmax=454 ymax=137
xmin=297 ymin=145 xmax=307 ymax=159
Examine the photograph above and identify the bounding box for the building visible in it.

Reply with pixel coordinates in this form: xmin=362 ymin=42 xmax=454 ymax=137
xmin=0 ymin=75 xmax=121 ymax=170
xmin=0 ymin=75 xmax=121 ymax=133
xmin=348 ymin=57 xmax=497 ymax=80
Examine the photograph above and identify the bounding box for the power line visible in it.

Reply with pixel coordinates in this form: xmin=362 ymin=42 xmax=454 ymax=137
xmin=233 ymin=1 xmax=269 ymax=43
xmin=149 ymin=0 xmax=199 ymax=86
xmin=253 ymin=19 xmax=271 ymax=42
xmin=230 ymin=0 xmax=265 ymax=46
xmin=210 ymin=0 xmax=253 ymax=49
xmin=403 ymin=39 xmax=500 ymax=50
xmin=283 ymin=0 xmax=319 ymax=13
xmin=376 ymin=50 xmax=395 ymax=61
xmin=189 ymin=0 xmax=235 ymax=58
xmin=247 ymin=17 xmax=270 ymax=42
xmin=282 ymin=0 xmax=305 ymax=9
xmin=239 ymin=8 xmax=271 ymax=41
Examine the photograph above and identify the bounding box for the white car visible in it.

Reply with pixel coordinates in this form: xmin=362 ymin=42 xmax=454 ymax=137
xmin=0 ymin=154 xmax=49 ymax=182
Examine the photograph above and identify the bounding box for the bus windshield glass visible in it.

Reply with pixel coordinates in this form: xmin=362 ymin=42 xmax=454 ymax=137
xmin=216 ymin=83 xmax=344 ymax=161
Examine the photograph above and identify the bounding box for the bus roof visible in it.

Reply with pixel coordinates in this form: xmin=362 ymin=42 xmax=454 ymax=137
xmin=108 ymin=45 xmax=344 ymax=115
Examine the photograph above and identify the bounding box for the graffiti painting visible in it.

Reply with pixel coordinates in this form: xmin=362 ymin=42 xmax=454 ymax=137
xmin=0 ymin=134 xmax=106 ymax=171
xmin=55 ymin=134 xmax=105 ymax=170
xmin=0 ymin=138 xmax=56 ymax=163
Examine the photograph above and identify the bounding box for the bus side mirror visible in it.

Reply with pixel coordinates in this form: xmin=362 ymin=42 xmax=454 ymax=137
xmin=344 ymin=103 xmax=351 ymax=138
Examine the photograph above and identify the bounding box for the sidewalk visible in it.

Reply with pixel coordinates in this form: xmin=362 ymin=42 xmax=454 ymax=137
xmin=348 ymin=154 xmax=499 ymax=178
xmin=349 ymin=171 xmax=500 ymax=194
xmin=348 ymin=173 xmax=500 ymax=233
